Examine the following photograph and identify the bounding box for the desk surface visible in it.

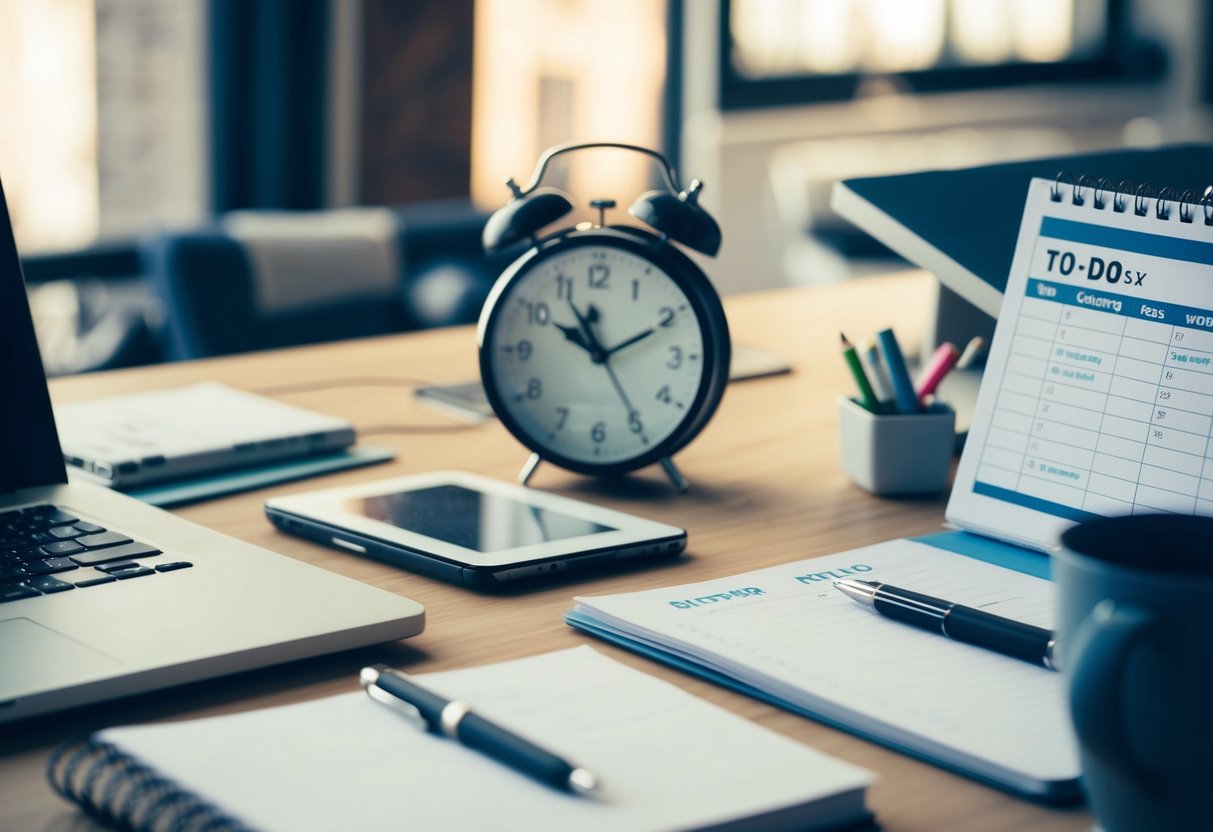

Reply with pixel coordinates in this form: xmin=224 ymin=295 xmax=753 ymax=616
xmin=1 ymin=272 xmax=1091 ymax=831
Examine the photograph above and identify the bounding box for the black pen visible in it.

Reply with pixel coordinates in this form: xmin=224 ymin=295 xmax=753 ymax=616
xmin=832 ymin=579 xmax=1058 ymax=670
xmin=359 ymin=665 xmax=601 ymax=795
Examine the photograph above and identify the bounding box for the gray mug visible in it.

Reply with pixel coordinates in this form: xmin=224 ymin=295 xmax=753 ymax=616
xmin=1056 ymin=514 xmax=1213 ymax=832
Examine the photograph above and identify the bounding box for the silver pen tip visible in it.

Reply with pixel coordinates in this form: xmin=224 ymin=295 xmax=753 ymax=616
xmin=832 ymin=579 xmax=878 ymax=605
xmin=568 ymin=767 xmax=601 ymax=796
xmin=359 ymin=666 xmax=382 ymax=689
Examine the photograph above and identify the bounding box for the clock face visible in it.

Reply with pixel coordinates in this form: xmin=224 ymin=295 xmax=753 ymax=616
xmin=481 ymin=234 xmax=717 ymax=471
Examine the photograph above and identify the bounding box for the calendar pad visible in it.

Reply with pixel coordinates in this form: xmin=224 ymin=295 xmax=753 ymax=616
xmin=949 ymin=177 xmax=1213 ymax=552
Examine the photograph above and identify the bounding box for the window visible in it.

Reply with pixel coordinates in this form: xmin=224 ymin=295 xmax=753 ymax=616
xmin=721 ymin=0 xmax=1146 ymax=108
xmin=471 ymin=0 xmax=668 ymax=210
xmin=0 ymin=0 xmax=206 ymax=255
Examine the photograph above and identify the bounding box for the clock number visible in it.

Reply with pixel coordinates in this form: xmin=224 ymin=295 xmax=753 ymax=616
xmin=591 ymin=421 xmax=606 ymax=443
xmin=667 ymin=346 xmax=683 ymax=369
xmin=555 ymin=275 xmax=573 ymax=301
xmin=631 ymin=279 xmax=640 ymax=301
xmin=588 ymin=264 xmax=610 ymax=289
xmin=659 ymin=306 xmax=675 ymax=327
xmin=628 ymin=411 xmax=644 ymax=434
xmin=516 ymin=339 xmax=533 ymax=361
xmin=522 ymin=301 xmax=550 ymax=325
xmin=527 ymin=378 xmax=542 ymax=399
xmin=656 ymin=385 xmax=671 ymax=404
xmin=555 ymin=406 xmax=569 ymax=430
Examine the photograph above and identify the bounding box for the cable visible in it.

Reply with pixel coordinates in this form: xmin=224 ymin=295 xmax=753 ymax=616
xmin=246 ymin=379 xmax=485 ymax=436
xmin=357 ymin=423 xmax=481 ymax=436
xmin=249 ymin=377 xmax=435 ymax=395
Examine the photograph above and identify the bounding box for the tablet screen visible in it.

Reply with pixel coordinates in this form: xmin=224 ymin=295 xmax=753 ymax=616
xmin=347 ymin=485 xmax=616 ymax=553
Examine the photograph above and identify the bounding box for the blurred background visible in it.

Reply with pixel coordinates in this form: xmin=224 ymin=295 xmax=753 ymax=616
xmin=1 ymin=0 xmax=1209 ymax=375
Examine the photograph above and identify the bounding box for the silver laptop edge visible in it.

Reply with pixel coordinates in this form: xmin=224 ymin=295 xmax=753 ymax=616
xmin=0 ymin=178 xmax=423 ymax=724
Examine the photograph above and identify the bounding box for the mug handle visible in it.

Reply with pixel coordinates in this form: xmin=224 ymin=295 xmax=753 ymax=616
xmin=1068 ymin=600 xmax=1156 ymax=786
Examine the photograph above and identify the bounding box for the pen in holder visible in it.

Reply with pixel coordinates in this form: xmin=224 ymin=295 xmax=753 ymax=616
xmin=836 ymin=395 xmax=954 ymax=495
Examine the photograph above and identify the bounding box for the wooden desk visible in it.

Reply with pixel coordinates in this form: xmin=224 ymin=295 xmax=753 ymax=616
xmin=1 ymin=272 xmax=1091 ymax=831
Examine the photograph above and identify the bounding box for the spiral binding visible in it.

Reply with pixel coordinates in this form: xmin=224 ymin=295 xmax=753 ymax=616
xmin=1049 ymin=170 xmax=1213 ymax=226
xmin=47 ymin=736 xmax=252 ymax=832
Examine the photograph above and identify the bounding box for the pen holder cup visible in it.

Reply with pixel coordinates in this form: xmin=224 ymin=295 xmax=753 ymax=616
xmin=836 ymin=396 xmax=955 ymax=496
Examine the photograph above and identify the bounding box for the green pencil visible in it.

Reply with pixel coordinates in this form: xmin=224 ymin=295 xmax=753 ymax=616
xmin=840 ymin=332 xmax=880 ymax=413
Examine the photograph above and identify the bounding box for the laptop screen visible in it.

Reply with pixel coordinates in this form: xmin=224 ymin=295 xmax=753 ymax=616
xmin=0 ymin=178 xmax=67 ymax=493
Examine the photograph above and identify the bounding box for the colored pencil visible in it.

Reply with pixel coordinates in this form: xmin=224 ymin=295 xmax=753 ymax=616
xmin=840 ymin=332 xmax=880 ymax=413
xmin=876 ymin=328 xmax=920 ymax=414
xmin=956 ymin=336 xmax=987 ymax=370
xmin=861 ymin=340 xmax=894 ymax=408
xmin=916 ymin=341 xmax=960 ymax=402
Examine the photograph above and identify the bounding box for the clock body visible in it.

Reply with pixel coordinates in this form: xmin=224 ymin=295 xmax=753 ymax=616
xmin=477 ymin=226 xmax=730 ymax=476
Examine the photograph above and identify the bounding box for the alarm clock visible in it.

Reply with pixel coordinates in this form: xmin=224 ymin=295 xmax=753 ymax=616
xmin=476 ymin=142 xmax=730 ymax=491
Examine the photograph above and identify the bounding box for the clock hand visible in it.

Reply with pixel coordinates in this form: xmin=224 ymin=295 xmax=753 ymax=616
xmin=602 ymin=359 xmax=641 ymax=426
xmin=604 ymin=363 xmax=634 ymax=410
xmin=567 ymin=299 xmax=607 ymax=362
xmin=571 ymin=299 xmax=642 ymax=427
xmin=553 ymin=320 xmax=594 ymax=355
xmin=605 ymin=326 xmax=656 ymax=357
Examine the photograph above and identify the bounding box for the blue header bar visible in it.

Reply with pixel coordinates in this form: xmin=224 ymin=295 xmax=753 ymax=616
xmin=1026 ymin=278 xmax=1213 ymax=333
xmin=1041 ymin=216 xmax=1213 ymax=267
xmin=974 ymin=481 xmax=1101 ymax=523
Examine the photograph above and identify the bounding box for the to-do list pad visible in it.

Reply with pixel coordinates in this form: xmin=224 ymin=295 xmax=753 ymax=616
xmin=950 ymin=177 xmax=1213 ymax=551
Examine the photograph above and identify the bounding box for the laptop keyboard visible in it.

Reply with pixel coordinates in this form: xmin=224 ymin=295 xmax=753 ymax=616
xmin=0 ymin=504 xmax=192 ymax=603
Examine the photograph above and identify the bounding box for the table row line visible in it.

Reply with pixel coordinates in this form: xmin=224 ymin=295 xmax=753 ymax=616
xmin=981 ymin=437 xmax=1213 ymax=493
xmin=1020 ymin=282 xmax=1213 ymax=352
xmin=1000 ymin=350 xmax=1213 ymax=400
xmin=991 ymin=398 xmax=1213 ymax=452
xmin=985 ymin=415 xmax=1211 ymax=473
xmin=1012 ymin=322 xmax=1213 ymax=379
xmin=998 ymin=368 xmax=1213 ymax=419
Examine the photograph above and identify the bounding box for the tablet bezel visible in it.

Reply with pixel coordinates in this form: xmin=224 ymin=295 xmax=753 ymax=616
xmin=265 ymin=470 xmax=686 ymax=569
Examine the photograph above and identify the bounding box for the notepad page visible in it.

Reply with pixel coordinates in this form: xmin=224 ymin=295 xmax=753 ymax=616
xmin=949 ymin=177 xmax=1213 ymax=552
xmin=573 ymin=540 xmax=1079 ymax=790
xmin=99 ymin=647 xmax=871 ymax=832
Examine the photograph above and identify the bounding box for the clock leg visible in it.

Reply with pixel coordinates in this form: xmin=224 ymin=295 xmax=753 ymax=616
xmin=659 ymin=457 xmax=690 ymax=494
xmin=517 ymin=452 xmax=543 ymax=486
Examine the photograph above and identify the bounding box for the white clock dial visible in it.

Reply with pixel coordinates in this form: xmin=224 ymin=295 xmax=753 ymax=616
xmin=486 ymin=243 xmax=707 ymax=466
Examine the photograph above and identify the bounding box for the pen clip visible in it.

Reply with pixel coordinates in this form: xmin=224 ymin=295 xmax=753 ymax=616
xmin=360 ymin=666 xmax=427 ymax=731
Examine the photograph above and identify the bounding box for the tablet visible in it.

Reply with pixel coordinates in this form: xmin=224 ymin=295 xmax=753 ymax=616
xmin=265 ymin=471 xmax=687 ymax=588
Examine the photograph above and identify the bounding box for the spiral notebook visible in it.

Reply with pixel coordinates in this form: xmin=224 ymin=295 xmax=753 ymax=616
xmin=47 ymin=647 xmax=873 ymax=832
xmin=949 ymin=175 xmax=1213 ymax=548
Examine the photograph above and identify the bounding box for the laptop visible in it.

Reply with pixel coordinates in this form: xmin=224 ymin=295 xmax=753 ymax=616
xmin=0 ymin=178 xmax=424 ymax=724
